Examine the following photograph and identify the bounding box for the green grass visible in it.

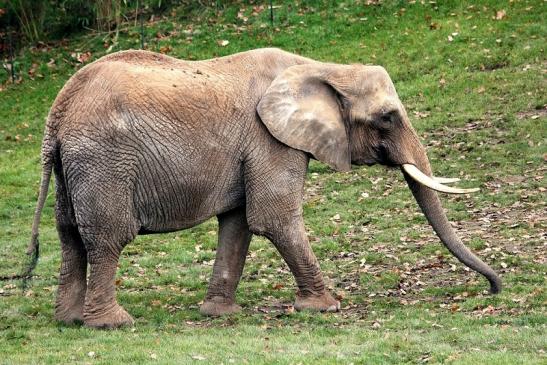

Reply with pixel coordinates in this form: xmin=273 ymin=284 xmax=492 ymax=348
xmin=1 ymin=0 xmax=546 ymax=364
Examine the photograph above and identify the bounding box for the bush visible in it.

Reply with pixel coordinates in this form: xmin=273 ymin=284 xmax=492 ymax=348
xmin=1 ymin=0 xmax=47 ymax=43
xmin=0 ymin=0 xmax=184 ymax=45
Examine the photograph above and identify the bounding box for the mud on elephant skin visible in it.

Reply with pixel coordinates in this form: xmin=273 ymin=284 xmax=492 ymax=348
xmin=27 ymin=48 xmax=500 ymax=328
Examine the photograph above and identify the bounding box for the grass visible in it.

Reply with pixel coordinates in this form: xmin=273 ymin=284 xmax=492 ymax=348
xmin=1 ymin=0 xmax=545 ymax=364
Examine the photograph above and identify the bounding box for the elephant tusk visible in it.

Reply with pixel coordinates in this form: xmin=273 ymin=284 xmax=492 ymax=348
xmin=402 ymin=164 xmax=479 ymax=194
xmin=433 ymin=176 xmax=461 ymax=184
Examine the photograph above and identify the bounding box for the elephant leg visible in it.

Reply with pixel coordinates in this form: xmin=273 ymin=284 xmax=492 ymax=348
xmin=245 ymin=148 xmax=339 ymax=312
xmin=74 ymin=189 xmax=137 ymax=329
xmin=266 ymin=216 xmax=340 ymax=312
xmin=53 ymin=168 xmax=87 ymax=325
xmin=201 ymin=207 xmax=252 ymax=316
xmin=54 ymin=224 xmax=87 ymax=324
xmin=82 ymin=239 xmax=134 ymax=329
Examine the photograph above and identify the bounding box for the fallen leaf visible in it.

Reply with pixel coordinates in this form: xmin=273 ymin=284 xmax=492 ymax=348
xmin=28 ymin=63 xmax=39 ymax=79
xmin=159 ymin=45 xmax=172 ymax=54
xmin=217 ymin=40 xmax=229 ymax=47
xmin=429 ymin=22 xmax=440 ymax=30
xmin=71 ymin=51 xmax=92 ymax=64
xmin=439 ymin=78 xmax=446 ymax=88
xmin=283 ymin=304 xmax=295 ymax=314
xmin=494 ymin=9 xmax=506 ymax=20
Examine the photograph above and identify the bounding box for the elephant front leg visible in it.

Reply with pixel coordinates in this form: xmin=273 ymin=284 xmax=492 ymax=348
xmin=244 ymin=148 xmax=339 ymax=312
xmin=200 ymin=207 xmax=252 ymax=316
xmin=266 ymin=216 xmax=340 ymax=312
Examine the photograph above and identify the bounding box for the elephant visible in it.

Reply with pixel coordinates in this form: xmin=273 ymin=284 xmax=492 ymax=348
xmin=28 ymin=48 xmax=501 ymax=328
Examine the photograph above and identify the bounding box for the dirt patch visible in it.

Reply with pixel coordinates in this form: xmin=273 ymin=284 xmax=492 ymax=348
xmin=516 ymin=106 xmax=547 ymax=120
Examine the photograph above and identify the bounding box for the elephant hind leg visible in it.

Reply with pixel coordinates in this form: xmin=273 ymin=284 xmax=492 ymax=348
xmin=72 ymin=185 xmax=138 ymax=329
xmin=83 ymin=246 xmax=134 ymax=329
xmin=54 ymin=168 xmax=87 ymax=325
xmin=81 ymin=226 xmax=137 ymax=328
xmin=200 ymin=207 xmax=252 ymax=316
xmin=54 ymin=223 xmax=87 ymax=324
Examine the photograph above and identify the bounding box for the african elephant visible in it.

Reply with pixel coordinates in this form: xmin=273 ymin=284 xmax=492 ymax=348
xmin=29 ymin=48 xmax=501 ymax=328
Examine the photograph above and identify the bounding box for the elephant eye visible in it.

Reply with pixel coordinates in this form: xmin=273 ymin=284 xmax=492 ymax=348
xmin=380 ymin=111 xmax=395 ymax=124
xmin=381 ymin=114 xmax=392 ymax=123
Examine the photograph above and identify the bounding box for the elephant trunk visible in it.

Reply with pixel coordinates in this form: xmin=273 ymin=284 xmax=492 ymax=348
xmin=401 ymin=150 xmax=501 ymax=294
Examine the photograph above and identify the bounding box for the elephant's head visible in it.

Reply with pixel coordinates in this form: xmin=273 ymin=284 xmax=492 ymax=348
xmin=257 ymin=63 xmax=501 ymax=294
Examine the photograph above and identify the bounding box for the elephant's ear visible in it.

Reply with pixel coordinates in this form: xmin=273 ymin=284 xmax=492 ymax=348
xmin=257 ymin=64 xmax=351 ymax=172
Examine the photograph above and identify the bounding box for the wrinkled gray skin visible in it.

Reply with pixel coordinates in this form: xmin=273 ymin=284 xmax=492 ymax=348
xmin=31 ymin=48 xmax=501 ymax=328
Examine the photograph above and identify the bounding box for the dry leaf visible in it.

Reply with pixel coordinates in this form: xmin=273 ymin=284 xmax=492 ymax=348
xmin=429 ymin=22 xmax=440 ymax=30
xmin=494 ymin=9 xmax=506 ymax=20
xmin=159 ymin=45 xmax=172 ymax=54
xmin=28 ymin=63 xmax=39 ymax=79
xmin=217 ymin=40 xmax=229 ymax=47
xmin=71 ymin=51 xmax=92 ymax=64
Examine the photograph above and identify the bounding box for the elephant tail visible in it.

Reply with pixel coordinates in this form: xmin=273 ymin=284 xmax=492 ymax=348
xmin=0 ymin=133 xmax=55 ymax=286
xmin=23 ymin=131 xmax=56 ymax=287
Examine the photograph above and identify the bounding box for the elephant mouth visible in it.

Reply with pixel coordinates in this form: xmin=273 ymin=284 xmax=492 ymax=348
xmin=374 ymin=144 xmax=399 ymax=167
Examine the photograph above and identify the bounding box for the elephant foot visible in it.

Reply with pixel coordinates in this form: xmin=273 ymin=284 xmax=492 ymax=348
xmin=84 ymin=304 xmax=134 ymax=329
xmin=200 ymin=296 xmax=242 ymax=317
xmin=294 ymin=291 xmax=340 ymax=312
xmin=55 ymin=306 xmax=84 ymax=325
xmin=55 ymin=291 xmax=86 ymax=325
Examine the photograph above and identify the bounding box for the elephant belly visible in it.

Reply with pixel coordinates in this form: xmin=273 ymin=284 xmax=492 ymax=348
xmin=134 ymin=164 xmax=245 ymax=233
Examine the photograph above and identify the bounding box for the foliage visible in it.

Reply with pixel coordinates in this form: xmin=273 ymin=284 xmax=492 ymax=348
xmin=0 ymin=0 xmax=546 ymax=364
xmin=94 ymin=0 xmax=121 ymax=31
xmin=2 ymin=0 xmax=47 ymax=43
xmin=0 ymin=0 xmax=182 ymax=44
